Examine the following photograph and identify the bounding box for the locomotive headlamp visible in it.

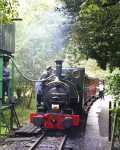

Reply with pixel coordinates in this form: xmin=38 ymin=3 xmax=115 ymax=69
xmin=52 ymin=104 xmax=60 ymax=112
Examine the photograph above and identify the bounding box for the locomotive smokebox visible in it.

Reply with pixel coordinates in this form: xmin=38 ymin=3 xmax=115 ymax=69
xmin=55 ymin=60 xmax=63 ymax=79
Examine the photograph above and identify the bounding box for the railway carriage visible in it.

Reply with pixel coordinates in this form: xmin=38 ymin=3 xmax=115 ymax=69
xmin=30 ymin=60 xmax=97 ymax=130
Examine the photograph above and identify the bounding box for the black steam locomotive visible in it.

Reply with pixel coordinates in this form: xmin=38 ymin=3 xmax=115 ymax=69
xmin=30 ymin=60 xmax=97 ymax=129
xmin=41 ymin=60 xmax=85 ymax=114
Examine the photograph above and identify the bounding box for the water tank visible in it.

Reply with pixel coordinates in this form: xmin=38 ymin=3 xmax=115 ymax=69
xmin=0 ymin=23 xmax=15 ymax=54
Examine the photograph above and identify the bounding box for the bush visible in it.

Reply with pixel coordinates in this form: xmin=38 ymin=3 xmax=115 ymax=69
xmin=106 ymin=69 xmax=120 ymax=101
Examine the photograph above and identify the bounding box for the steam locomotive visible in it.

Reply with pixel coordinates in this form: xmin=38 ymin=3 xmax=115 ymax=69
xmin=30 ymin=60 xmax=97 ymax=130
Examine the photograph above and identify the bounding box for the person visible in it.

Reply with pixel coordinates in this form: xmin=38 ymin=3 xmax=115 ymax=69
xmin=40 ymin=66 xmax=53 ymax=80
xmin=35 ymin=79 xmax=42 ymax=112
xmin=98 ymin=81 xmax=104 ymax=100
xmin=2 ymin=57 xmax=10 ymax=104
xmin=35 ymin=66 xmax=53 ymax=112
xmin=41 ymin=66 xmax=53 ymax=111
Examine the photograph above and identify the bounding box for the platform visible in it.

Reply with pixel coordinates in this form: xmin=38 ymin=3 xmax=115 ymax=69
xmin=83 ymin=95 xmax=111 ymax=150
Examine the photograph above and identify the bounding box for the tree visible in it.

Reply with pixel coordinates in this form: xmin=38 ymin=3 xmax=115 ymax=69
xmin=106 ymin=68 xmax=120 ymax=100
xmin=61 ymin=0 xmax=84 ymax=13
xmin=0 ymin=0 xmax=19 ymax=23
xmin=64 ymin=38 xmax=86 ymax=67
xmin=68 ymin=0 xmax=120 ymax=70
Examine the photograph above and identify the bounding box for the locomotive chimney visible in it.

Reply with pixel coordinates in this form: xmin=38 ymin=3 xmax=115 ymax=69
xmin=55 ymin=60 xmax=63 ymax=79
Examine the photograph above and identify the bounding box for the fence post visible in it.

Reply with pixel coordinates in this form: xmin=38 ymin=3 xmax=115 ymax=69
xmin=0 ymin=55 xmax=3 ymax=102
xmin=109 ymin=101 xmax=112 ymax=141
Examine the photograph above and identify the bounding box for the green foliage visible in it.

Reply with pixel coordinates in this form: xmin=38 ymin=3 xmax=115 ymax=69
xmin=64 ymin=37 xmax=106 ymax=78
xmin=14 ymin=74 xmax=35 ymax=108
xmin=64 ymin=39 xmax=86 ymax=67
xmin=0 ymin=109 xmax=10 ymax=135
xmin=105 ymin=65 xmax=120 ymax=146
xmin=61 ymin=0 xmax=83 ymax=13
xmin=0 ymin=0 xmax=19 ymax=23
xmin=16 ymin=97 xmax=35 ymax=124
xmin=106 ymin=69 xmax=120 ymax=101
xmin=68 ymin=0 xmax=120 ymax=70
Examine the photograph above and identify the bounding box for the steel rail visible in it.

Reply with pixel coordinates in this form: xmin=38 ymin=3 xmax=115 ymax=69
xmin=58 ymin=135 xmax=67 ymax=150
xmin=28 ymin=133 xmax=45 ymax=150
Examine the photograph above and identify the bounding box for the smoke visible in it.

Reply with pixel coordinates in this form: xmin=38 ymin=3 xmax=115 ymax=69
xmin=16 ymin=0 xmax=72 ymax=78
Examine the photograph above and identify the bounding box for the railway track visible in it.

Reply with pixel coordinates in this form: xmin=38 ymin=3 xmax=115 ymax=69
xmin=30 ymin=134 xmax=67 ymax=150
xmin=1 ymin=133 xmax=67 ymax=150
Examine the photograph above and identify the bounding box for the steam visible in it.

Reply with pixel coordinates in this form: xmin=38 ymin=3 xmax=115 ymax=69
xmin=16 ymin=0 xmax=72 ymax=78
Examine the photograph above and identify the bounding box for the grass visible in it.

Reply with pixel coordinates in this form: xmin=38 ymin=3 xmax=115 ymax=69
xmin=0 ymin=98 xmax=36 ymax=136
xmin=0 ymin=109 xmax=10 ymax=136
xmin=16 ymin=98 xmax=36 ymax=125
